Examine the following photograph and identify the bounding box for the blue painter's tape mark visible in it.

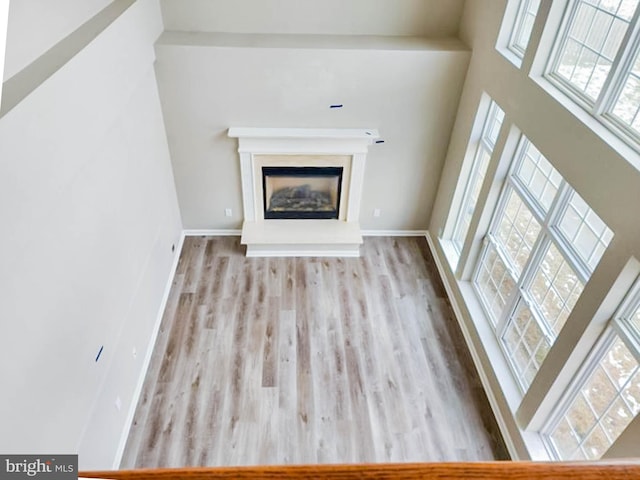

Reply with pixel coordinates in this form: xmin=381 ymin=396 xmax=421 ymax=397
xmin=96 ymin=345 xmax=104 ymax=362
xmin=329 ymin=104 xmax=343 ymax=109
xmin=375 ymin=140 xmax=385 ymax=144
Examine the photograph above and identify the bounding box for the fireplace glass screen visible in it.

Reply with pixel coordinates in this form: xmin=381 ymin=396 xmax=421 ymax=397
xmin=262 ymin=166 xmax=343 ymax=219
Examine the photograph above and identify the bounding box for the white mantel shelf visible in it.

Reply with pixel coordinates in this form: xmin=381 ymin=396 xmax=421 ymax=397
xmin=228 ymin=127 xmax=379 ymax=140
xmin=228 ymin=127 xmax=378 ymax=257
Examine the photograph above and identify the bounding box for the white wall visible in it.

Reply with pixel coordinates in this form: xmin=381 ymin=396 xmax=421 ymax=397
xmin=429 ymin=0 xmax=640 ymax=460
xmin=155 ymin=33 xmax=469 ymax=231
xmin=0 ymin=0 xmax=9 ymax=102
xmin=160 ymin=0 xmax=465 ymax=37
xmin=3 ymin=0 xmax=113 ymax=80
xmin=0 ymin=0 xmax=182 ymax=468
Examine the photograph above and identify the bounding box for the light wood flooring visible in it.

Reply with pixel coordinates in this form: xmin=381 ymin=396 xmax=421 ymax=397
xmin=121 ymin=236 xmax=508 ymax=467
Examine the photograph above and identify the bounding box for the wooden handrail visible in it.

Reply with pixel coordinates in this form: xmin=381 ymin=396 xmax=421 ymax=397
xmin=80 ymin=461 xmax=640 ymax=479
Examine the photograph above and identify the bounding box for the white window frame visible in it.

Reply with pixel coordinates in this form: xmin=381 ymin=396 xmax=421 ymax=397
xmin=509 ymin=0 xmax=542 ymax=59
xmin=473 ymin=135 xmax=611 ymax=391
xmin=545 ymin=0 xmax=640 ymax=151
xmin=451 ymin=100 xmax=504 ymax=255
xmin=542 ymin=276 xmax=640 ymax=459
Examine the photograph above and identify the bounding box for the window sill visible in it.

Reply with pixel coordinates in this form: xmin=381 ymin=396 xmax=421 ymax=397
xmin=440 ymin=237 xmax=460 ymax=271
xmin=434 ymin=237 xmax=551 ymax=461
xmin=497 ymin=46 xmax=524 ymax=70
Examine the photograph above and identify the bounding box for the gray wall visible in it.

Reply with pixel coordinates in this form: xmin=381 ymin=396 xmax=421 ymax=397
xmin=160 ymin=0 xmax=465 ymax=37
xmin=0 ymin=0 xmax=182 ymax=468
xmin=155 ymin=34 xmax=470 ymax=231
xmin=3 ymin=0 xmax=112 ymax=80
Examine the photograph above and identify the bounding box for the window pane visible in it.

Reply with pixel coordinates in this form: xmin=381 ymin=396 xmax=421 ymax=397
xmin=611 ymin=50 xmax=640 ymax=135
xmin=496 ymin=189 xmax=541 ymax=274
xmin=511 ymin=0 xmax=542 ymax=56
xmin=558 ymin=38 xmax=583 ymax=80
xmin=502 ymin=301 xmax=551 ymax=388
xmin=453 ymin=148 xmax=491 ymax=249
xmin=567 ymin=393 xmax=598 ymax=442
xmin=552 ymin=0 xmax=638 ymax=102
xmin=548 ymin=335 xmax=640 ymax=460
xmin=602 ymin=396 xmax=634 ymax=440
xmin=550 ymin=417 xmax=580 ymax=459
xmin=528 ymin=243 xmax=584 ymax=334
xmin=623 ymin=370 xmax=640 ymax=415
xmin=602 ymin=337 xmax=639 ymax=390
xmin=582 ymin=424 xmax=610 ymax=459
xmin=558 ymin=190 xmax=613 ymax=270
xmin=516 ymin=141 xmax=562 ymax=212
xmin=451 ymin=100 xmax=504 ymax=252
xmin=484 ymin=102 xmax=505 ymax=147
xmin=585 ymin=366 xmax=618 ymax=417
xmin=619 ymin=0 xmax=639 ymax=20
xmin=475 ymin=244 xmax=517 ymax=324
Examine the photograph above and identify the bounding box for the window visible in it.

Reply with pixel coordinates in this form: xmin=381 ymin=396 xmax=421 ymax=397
xmin=473 ymin=136 xmax=613 ymax=390
xmin=510 ymin=0 xmax=542 ymax=58
xmin=545 ymin=281 xmax=640 ymax=460
xmin=547 ymin=0 xmax=640 ymax=144
xmin=451 ymin=100 xmax=505 ymax=254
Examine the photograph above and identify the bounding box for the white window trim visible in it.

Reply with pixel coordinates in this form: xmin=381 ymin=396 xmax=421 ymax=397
xmin=451 ymin=100 xmax=503 ymax=255
xmin=544 ymin=0 xmax=640 ymax=154
xmin=451 ymin=143 xmax=491 ymax=254
xmin=542 ymin=327 xmax=618 ymax=459
xmin=498 ymin=0 xmax=542 ymax=69
xmin=497 ymin=0 xmax=526 ymax=68
xmin=509 ymin=0 xmax=541 ymax=59
xmin=509 ymin=0 xmax=531 ymax=58
xmin=472 ymin=135 xmax=610 ymax=392
xmin=541 ymin=275 xmax=640 ymax=459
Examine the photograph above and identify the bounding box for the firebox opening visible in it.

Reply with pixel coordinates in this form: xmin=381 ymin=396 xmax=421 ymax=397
xmin=262 ymin=166 xmax=343 ymax=219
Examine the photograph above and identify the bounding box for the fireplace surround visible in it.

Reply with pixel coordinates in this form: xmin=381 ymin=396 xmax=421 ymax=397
xmin=228 ymin=128 xmax=379 ymax=257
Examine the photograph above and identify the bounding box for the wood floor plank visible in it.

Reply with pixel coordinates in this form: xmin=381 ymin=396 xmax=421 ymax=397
xmin=277 ymin=309 xmax=298 ymax=464
xmin=122 ymin=236 xmax=509 ymax=467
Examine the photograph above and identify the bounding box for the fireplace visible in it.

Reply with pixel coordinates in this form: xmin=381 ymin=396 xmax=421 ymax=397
xmin=228 ymin=127 xmax=379 ymax=257
xmin=262 ymin=166 xmax=343 ymax=219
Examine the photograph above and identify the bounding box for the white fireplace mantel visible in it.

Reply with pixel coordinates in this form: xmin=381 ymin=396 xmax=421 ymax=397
xmin=228 ymin=127 xmax=379 ymax=257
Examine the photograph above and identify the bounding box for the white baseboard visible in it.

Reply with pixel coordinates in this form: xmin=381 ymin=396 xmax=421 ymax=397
xmin=424 ymin=231 xmax=520 ymax=460
xmin=362 ymin=229 xmax=428 ymax=236
xmin=184 ymin=229 xmax=427 ymax=238
xmin=112 ymin=232 xmax=186 ymax=469
xmin=183 ymin=229 xmax=241 ymax=236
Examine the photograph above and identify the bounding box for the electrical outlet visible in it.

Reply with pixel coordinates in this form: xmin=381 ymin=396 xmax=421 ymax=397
xmin=225 ymin=208 xmax=232 ymax=217
xmin=373 ymin=208 xmax=381 ymax=217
